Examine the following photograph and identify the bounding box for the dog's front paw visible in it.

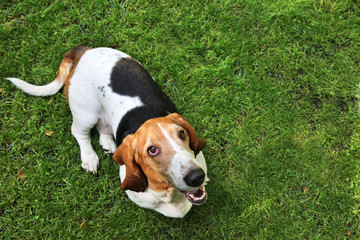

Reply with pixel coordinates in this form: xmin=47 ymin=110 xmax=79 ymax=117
xmin=81 ymin=152 xmax=99 ymax=174
xmin=99 ymin=134 xmax=117 ymax=155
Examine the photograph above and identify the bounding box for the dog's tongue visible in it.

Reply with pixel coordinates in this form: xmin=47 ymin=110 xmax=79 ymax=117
xmin=185 ymin=186 xmax=207 ymax=205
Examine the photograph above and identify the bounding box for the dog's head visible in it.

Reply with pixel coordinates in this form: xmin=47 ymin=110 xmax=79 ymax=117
xmin=113 ymin=113 xmax=207 ymax=204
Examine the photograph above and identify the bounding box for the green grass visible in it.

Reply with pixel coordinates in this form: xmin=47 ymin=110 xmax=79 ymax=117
xmin=1 ymin=0 xmax=360 ymax=238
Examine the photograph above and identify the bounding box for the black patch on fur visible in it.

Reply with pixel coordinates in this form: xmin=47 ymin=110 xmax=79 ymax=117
xmin=109 ymin=58 xmax=177 ymax=145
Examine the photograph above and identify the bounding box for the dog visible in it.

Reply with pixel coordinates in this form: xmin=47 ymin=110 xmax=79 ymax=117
xmin=6 ymin=46 xmax=209 ymax=218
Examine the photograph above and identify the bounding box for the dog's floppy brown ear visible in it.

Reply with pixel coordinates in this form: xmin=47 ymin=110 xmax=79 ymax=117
xmin=113 ymin=134 xmax=148 ymax=192
xmin=168 ymin=113 xmax=207 ymax=156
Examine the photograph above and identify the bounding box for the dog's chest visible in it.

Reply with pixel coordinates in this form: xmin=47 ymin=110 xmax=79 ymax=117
xmin=98 ymin=87 xmax=144 ymax=140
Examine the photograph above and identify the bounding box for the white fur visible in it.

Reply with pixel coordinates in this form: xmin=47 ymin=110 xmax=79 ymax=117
xmin=7 ymin=48 xmax=141 ymax=173
xmin=6 ymin=77 xmax=66 ymax=96
xmin=66 ymin=48 xmax=143 ymax=173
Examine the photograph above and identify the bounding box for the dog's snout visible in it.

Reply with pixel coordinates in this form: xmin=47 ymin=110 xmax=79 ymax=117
xmin=184 ymin=168 xmax=205 ymax=187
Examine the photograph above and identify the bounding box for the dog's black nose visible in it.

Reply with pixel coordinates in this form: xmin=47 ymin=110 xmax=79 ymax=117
xmin=184 ymin=168 xmax=205 ymax=187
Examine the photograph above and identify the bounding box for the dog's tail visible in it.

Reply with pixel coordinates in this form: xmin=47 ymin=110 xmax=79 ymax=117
xmin=6 ymin=46 xmax=90 ymax=97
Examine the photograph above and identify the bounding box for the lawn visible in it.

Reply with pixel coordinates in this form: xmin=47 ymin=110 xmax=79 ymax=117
xmin=1 ymin=0 xmax=360 ymax=238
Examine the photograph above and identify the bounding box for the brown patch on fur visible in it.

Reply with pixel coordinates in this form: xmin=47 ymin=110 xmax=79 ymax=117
xmin=167 ymin=113 xmax=207 ymax=155
xmin=113 ymin=134 xmax=148 ymax=192
xmin=55 ymin=46 xmax=91 ymax=102
xmin=133 ymin=118 xmax=176 ymax=191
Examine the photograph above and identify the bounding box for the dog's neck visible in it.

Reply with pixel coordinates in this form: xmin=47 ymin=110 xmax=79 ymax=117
xmin=115 ymin=107 xmax=177 ymax=146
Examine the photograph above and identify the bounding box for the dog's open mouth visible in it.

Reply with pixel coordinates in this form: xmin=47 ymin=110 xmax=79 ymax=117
xmin=185 ymin=186 xmax=207 ymax=205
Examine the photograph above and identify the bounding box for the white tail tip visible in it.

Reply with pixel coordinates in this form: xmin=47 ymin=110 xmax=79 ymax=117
xmin=6 ymin=77 xmax=63 ymax=96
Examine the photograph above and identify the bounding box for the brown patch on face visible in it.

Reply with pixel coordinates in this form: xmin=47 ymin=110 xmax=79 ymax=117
xmin=114 ymin=113 xmax=207 ymax=193
xmin=133 ymin=114 xmax=205 ymax=192
xmin=113 ymin=134 xmax=148 ymax=192
xmin=167 ymin=113 xmax=207 ymax=155
xmin=59 ymin=46 xmax=91 ymax=102
xmin=135 ymin=119 xmax=176 ymax=191
xmin=113 ymin=118 xmax=177 ymax=192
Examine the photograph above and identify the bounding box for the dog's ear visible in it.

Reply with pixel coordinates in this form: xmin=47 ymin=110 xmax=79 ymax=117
xmin=168 ymin=113 xmax=207 ymax=156
xmin=113 ymin=134 xmax=148 ymax=192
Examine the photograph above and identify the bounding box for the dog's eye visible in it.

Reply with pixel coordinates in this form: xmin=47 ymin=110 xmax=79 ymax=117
xmin=178 ymin=130 xmax=186 ymax=141
xmin=148 ymin=146 xmax=159 ymax=156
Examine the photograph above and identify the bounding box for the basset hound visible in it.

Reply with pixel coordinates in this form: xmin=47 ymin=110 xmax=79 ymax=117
xmin=6 ymin=47 xmax=209 ymax=218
